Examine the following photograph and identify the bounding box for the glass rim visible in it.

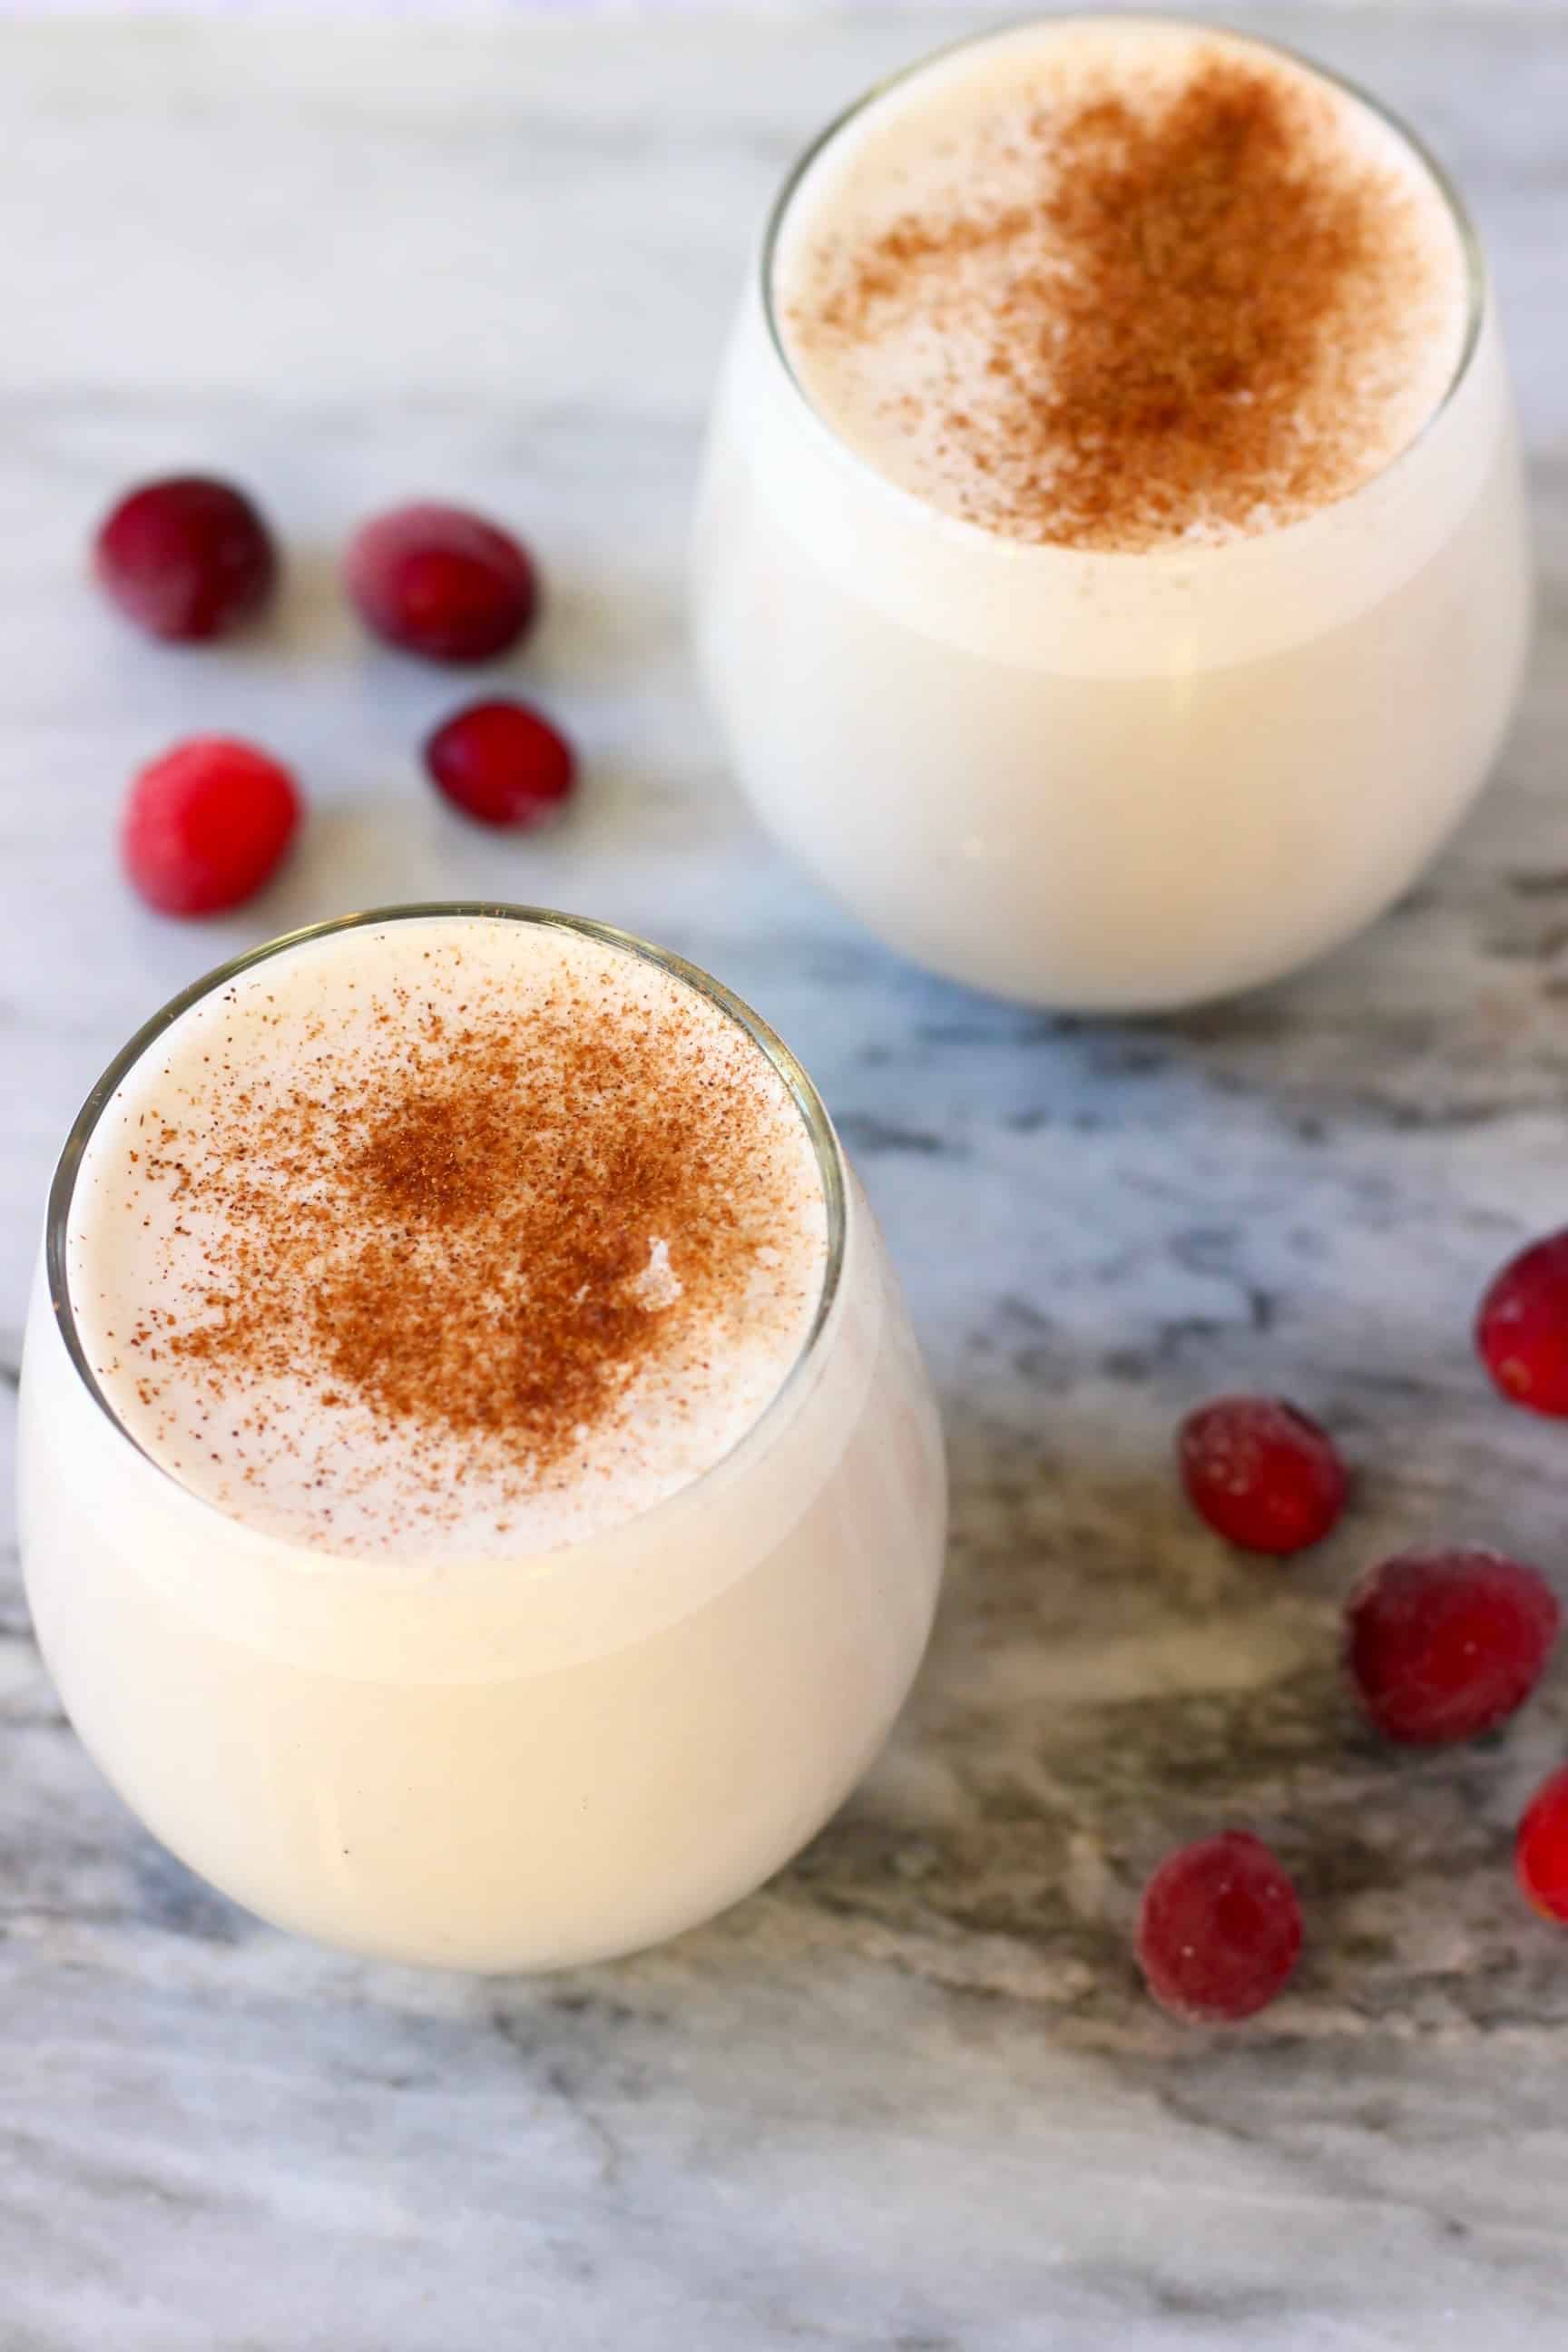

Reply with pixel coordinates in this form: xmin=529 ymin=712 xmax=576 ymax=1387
xmin=759 ymin=10 xmax=1488 ymax=556
xmin=44 ymin=901 xmax=850 ymax=1559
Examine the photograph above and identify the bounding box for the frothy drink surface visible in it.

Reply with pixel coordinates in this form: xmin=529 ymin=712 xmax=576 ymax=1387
xmin=775 ymin=21 xmax=1469 ymax=550
xmin=66 ymin=917 xmax=828 ymax=1558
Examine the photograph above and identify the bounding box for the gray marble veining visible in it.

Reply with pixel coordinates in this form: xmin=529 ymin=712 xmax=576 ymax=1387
xmin=3 ymin=6 xmax=1568 ymax=2346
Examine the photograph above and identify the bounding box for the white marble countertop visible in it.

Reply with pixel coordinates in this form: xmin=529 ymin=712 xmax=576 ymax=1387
xmin=4 ymin=6 xmax=1568 ymax=2345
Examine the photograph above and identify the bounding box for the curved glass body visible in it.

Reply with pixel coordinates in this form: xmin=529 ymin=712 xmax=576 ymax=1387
xmin=19 ymin=906 xmax=946 ymax=1971
xmin=692 ymin=18 xmax=1533 ymax=1011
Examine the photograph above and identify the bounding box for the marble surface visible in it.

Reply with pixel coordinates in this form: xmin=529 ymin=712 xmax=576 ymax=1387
xmin=4 ymin=6 xmax=1568 ymax=2345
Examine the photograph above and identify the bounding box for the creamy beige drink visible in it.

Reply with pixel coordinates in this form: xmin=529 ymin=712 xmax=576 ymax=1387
xmin=694 ymin=18 xmax=1530 ymax=1008
xmin=21 ymin=908 xmax=946 ymax=1970
xmin=778 ymin=24 xmax=1465 ymax=550
xmin=70 ymin=916 xmax=828 ymax=1558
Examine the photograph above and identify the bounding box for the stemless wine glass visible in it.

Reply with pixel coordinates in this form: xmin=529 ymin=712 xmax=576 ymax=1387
xmin=19 ymin=906 xmax=946 ymax=1972
xmin=692 ymin=17 xmax=1533 ymax=1011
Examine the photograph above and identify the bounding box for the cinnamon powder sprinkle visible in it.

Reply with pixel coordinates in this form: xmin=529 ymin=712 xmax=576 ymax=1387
xmin=79 ymin=933 xmax=826 ymax=1552
xmin=784 ymin=46 xmax=1464 ymax=549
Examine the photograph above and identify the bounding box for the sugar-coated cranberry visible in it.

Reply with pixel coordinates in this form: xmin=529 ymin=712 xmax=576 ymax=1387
xmin=1136 ymin=1831 xmax=1303 ymax=2024
xmin=94 ymin=475 xmax=277 ymax=642
xmin=1516 ymin=1766 xmax=1568 ymax=1924
xmin=121 ymin=737 xmax=301 ymax=916
xmin=344 ymin=503 xmax=536 ymax=663
xmin=1476 ymin=1230 xmax=1568 ymax=1416
xmin=1345 ymin=1547 xmax=1560 ymax=1745
xmin=424 ymin=699 xmax=576 ymax=830
xmin=1178 ymin=1396 xmax=1348 ymax=1555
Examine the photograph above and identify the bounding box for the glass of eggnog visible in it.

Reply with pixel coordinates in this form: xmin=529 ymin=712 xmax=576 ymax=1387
xmin=20 ymin=906 xmax=946 ymax=1970
xmin=693 ymin=17 xmax=1531 ymax=1010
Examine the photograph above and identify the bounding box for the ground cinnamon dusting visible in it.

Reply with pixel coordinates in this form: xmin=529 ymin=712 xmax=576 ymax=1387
xmin=786 ymin=48 xmax=1458 ymax=548
xmin=91 ymin=938 xmax=823 ymax=1548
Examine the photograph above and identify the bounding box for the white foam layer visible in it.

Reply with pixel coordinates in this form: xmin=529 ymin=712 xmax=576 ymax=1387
xmin=65 ymin=916 xmax=829 ymax=1562
xmin=774 ymin=19 xmax=1471 ymax=554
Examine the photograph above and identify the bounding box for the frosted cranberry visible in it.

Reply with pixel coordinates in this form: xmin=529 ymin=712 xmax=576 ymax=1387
xmin=94 ymin=475 xmax=277 ymax=642
xmin=1516 ymin=1766 xmax=1568 ymax=1924
xmin=1476 ymin=1230 xmax=1568 ymax=1416
xmin=1345 ymin=1547 xmax=1560 ymax=1746
xmin=1178 ymin=1396 xmax=1348 ymax=1555
xmin=1136 ymin=1832 xmax=1302 ymax=2024
xmin=344 ymin=503 xmax=536 ymax=663
xmin=121 ymin=738 xmax=300 ymax=916
xmin=424 ymin=699 xmax=576 ymax=830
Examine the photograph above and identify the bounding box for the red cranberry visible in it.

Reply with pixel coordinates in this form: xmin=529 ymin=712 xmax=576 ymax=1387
xmin=121 ymin=738 xmax=300 ymax=916
xmin=1516 ymin=1766 xmax=1568 ymax=1924
xmin=344 ymin=503 xmax=536 ymax=663
xmin=1476 ymin=1230 xmax=1568 ymax=1416
xmin=1178 ymin=1396 xmax=1348 ymax=1555
xmin=1345 ymin=1547 xmax=1560 ymax=1745
xmin=94 ymin=475 xmax=277 ymax=642
xmin=1136 ymin=1832 xmax=1302 ymax=2024
xmin=424 ymin=699 xmax=576 ymax=830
